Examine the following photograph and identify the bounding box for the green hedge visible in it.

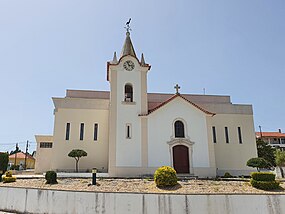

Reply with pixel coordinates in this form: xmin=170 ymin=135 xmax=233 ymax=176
xmin=250 ymin=179 xmax=279 ymax=190
xmin=251 ymin=172 xmax=275 ymax=181
xmin=45 ymin=171 xmax=57 ymax=184
xmin=154 ymin=166 xmax=177 ymax=187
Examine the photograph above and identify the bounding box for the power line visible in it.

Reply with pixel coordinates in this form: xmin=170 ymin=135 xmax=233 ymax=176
xmin=0 ymin=142 xmax=36 ymax=145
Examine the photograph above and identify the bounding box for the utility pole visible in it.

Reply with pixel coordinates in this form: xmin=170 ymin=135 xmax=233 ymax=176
xmin=14 ymin=143 xmax=18 ymax=166
xmin=259 ymin=125 xmax=263 ymax=140
xmin=24 ymin=140 xmax=29 ymax=170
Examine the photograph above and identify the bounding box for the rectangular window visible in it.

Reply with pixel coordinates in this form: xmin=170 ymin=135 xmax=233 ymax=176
xmin=94 ymin=123 xmax=98 ymax=141
xmin=225 ymin=127 xmax=229 ymax=143
xmin=126 ymin=124 xmax=131 ymax=139
xmin=40 ymin=142 xmax=53 ymax=148
xmin=212 ymin=126 xmax=217 ymax=143
xmin=65 ymin=123 xmax=70 ymax=140
xmin=80 ymin=123 xmax=84 ymax=141
xmin=238 ymin=127 xmax=243 ymax=144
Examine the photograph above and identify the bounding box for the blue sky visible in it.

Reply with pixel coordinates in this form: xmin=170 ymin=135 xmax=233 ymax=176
xmin=0 ymin=0 xmax=284 ymax=152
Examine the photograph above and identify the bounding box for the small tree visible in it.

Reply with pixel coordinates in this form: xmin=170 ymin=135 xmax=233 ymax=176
xmin=247 ymin=157 xmax=270 ymax=172
xmin=275 ymin=149 xmax=285 ymax=178
xmin=256 ymin=139 xmax=276 ymax=167
xmin=68 ymin=149 xmax=87 ymax=172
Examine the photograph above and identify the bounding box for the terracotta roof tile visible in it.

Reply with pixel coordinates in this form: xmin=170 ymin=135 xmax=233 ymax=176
xmin=256 ymin=132 xmax=285 ymax=138
xmin=9 ymin=152 xmax=35 ymax=160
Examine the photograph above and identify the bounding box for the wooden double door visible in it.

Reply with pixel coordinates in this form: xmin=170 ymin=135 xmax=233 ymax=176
xmin=173 ymin=145 xmax=190 ymax=174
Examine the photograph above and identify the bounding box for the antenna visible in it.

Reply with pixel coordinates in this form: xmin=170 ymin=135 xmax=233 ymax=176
xmin=203 ymin=88 xmax=206 ymax=95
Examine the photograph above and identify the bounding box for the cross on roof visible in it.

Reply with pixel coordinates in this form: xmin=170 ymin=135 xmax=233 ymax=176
xmin=174 ymin=84 xmax=181 ymax=94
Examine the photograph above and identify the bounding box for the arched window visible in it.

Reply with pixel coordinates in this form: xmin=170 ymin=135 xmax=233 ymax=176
xmin=125 ymin=84 xmax=133 ymax=102
xmin=174 ymin=120 xmax=185 ymax=138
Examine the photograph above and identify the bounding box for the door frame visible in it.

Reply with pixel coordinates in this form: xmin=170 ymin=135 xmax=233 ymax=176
xmin=167 ymin=138 xmax=194 ymax=175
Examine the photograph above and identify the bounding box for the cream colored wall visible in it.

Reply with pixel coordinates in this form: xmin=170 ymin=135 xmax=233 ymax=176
xmin=35 ymin=135 xmax=53 ymax=173
xmin=50 ymin=106 xmax=109 ymax=172
xmin=209 ymin=114 xmax=257 ymax=175
xmin=148 ymin=97 xmax=212 ymax=169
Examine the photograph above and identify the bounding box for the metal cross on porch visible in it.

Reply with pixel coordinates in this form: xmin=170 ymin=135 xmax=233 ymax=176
xmin=174 ymin=84 xmax=181 ymax=94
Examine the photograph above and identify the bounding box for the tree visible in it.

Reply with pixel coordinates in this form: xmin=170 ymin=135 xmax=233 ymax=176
xmin=68 ymin=149 xmax=87 ymax=172
xmin=246 ymin=157 xmax=271 ymax=172
xmin=275 ymin=149 xmax=285 ymax=178
xmin=256 ymin=139 xmax=276 ymax=167
xmin=0 ymin=153 xmax=9 ymax=173
xmin=10 ymin=144 xmax=21 ymax=155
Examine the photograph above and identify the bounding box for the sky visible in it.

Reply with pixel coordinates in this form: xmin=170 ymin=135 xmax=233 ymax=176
xmin=0 ymin=0 xmax=284 ymax=153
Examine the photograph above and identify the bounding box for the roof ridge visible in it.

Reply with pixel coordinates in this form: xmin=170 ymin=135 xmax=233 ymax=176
xmin=141 ymin=93 xmax=215 ymax=116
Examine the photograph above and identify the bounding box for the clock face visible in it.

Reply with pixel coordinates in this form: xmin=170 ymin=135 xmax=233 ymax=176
xmin=123 ymin=60 xmax=135 ymax=71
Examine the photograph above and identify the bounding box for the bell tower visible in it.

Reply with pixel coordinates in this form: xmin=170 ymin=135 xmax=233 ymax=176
xmin=107 ymin=22 xmax=151 ymax=176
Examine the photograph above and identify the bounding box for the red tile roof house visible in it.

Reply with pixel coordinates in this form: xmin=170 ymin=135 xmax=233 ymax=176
xmin=8 ymin=152 xmax=35 ymax=169
xmin=256 ymin=129 xmax=285 ymax=150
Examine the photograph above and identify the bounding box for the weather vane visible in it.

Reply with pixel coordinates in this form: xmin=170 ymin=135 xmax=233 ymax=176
xmin=124 ymin=18 xmax=132 ymax=33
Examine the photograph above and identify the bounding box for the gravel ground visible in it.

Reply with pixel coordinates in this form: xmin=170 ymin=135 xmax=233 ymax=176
xmin=1 ymin=178 xmax=285 ymax=194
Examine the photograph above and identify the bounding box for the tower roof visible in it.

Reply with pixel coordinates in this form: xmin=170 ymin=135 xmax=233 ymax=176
xmin=120 ymin=32 xmax=137 ymax=59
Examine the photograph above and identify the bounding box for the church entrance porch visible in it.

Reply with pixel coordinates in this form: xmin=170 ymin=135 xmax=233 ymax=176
xmin=173 ymin=145 xmax=189 ymax=173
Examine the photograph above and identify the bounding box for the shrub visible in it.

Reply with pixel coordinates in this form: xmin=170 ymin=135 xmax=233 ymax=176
xmin=10 ymin=165 xmax=19 ymax=170
xmin=2 ymin=170 xmax=16 ymax=183
xmin=251 ymin=172 xmax=275 ymax=182
xmin=223 ymin=172 xmax=233 ymax=178
xmin=250 ymin=179 xmax=280 ymax=190
xmin=5 ymin=171 xmax=12 ymax=177
xmin=0 ymin=153 xmax=9 ymax=173
xmin=250 ymin=172 xmax=279 ymax=190
xmin=3 ymin=176 xmax=16 ymax=183
xmin=154 ymin=166 xmax=178 ymax=187
xmin=45 ymin=171 xmax=57 ymax=184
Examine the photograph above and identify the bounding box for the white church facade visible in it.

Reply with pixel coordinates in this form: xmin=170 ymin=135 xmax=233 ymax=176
xmin=35 ymin=29 xmax=257 ymax=177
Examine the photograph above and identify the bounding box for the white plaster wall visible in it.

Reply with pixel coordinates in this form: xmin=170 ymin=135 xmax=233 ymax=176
xmin=51 ymin=108 xmax=109 ymax=172
xmin=115 ymin=57 xmax=146 ymax=167
xmin=148 ymin=97 xmax=210 ymax=168
xmin=1 ymin=187 xmax=285 ymax=214
xmin=210 ymin=114 xmax=257 ymax=175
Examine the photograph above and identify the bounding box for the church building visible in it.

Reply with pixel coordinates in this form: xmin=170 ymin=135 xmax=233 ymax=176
xmin=35 ymin=28 xmax=257 ymax=177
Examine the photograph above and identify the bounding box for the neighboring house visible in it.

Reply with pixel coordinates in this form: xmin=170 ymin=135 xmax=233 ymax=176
xmin=9 ymin=152 xmax=35 ymax=169
xmin=35 ymin=28 xmax=257 ymax=177
xmin=256 ymin=129 xmax=285 ymax=150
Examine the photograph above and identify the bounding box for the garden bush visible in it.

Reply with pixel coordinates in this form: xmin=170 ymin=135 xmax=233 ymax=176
xmin=250 ymin=179 xmax=280 ymax=191
xmin=2 ymin=170 xmax=16 ymax=183
xmin=223 ymin=172 xmax=233 ymax=178
xmin=250 ymin=172 xmax=279 ymax=190
xmin=10 ymin=165 xmax=20 ymax=170
xmin=154 ymin=166 xmax=178 ymax=187
xmin=251 ymin=172 xmax=275 ymax=182
xmin=45 ymin=171 xmax=57 ymax=184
